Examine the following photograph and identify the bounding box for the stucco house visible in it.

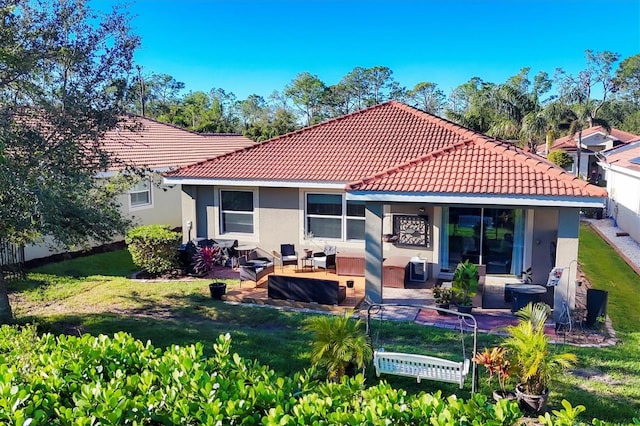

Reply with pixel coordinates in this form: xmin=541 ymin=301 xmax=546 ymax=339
xmin=544 ymin=126 xmax=639 ymax=180
xmin=23 ymin=116 xmax=254 ymax=261
xmin=598 ymin=140 xmax=640 ymax=244
xmin=164 ymin=101 xmax=606 ymax=317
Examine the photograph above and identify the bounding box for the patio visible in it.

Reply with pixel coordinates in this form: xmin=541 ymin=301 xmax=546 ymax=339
xmin=222 ymin=265 xmax=613 ymax=347
xmin=224 ymin=266 xmax=366 ymax=314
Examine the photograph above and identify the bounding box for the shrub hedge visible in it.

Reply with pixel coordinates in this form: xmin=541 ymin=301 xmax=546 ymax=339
xmin=125 ymin=224 xmax=181 ymax=275
xmin=0 ymin=326 xmax=615 ymax=425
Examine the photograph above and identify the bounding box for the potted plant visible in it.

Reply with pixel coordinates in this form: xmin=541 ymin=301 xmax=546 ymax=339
xmin=472 ymin=347 xmax=515 ymax=401
xmin=433 ymin=286 xmax=453 ymax=314
xmin=452 ymin=260 xmax=478 ymax=314
xmin=192 ymin=245 xmax=226 ymax=300
xmin=502 ymin=302 xmax=577 ymax=414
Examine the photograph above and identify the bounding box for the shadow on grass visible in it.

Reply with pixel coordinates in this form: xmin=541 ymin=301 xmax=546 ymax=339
xmin=15 ymin=294 xmax=314 ymax=377
xmin=26 ymin=249 xmax=138 ymax=279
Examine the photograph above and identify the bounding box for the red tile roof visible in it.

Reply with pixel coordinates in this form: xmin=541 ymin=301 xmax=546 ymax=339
xmin=347 ymin=138 xmax=606 ymax=197
xmin=547 ymin=126 xmax=639 ymax=152
xmin=602 ymin=141 xmax=640 ymax=173
xmin=166 ymin=101 xmax=605 ymax=198
xmin=102 ymin=116 xmax=254 ymax=171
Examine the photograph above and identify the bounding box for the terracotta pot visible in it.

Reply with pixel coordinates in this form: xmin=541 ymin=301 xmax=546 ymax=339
xmin=209 ymin=282 xmax=227 ymax=300
xmin=515 ymin=383 xmax=549 ymax=413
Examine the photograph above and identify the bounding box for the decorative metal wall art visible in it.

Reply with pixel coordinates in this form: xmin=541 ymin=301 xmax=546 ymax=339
xmin=393 ymin=215 xmax=429 ymax=247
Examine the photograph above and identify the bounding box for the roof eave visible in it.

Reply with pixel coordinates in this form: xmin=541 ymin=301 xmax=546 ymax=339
xmin=163 ymin=176 xmax=348 ymax=189
xmin=346 ymin=191 xmax=606 ymax=208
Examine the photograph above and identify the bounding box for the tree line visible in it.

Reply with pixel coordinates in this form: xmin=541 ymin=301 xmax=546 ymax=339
xmin=126 ymin=54 xmax=640 ymax=147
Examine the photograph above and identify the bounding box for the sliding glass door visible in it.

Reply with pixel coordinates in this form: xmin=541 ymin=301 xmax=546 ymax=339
xmin=442 ymin=207 xmax=524 ymax=274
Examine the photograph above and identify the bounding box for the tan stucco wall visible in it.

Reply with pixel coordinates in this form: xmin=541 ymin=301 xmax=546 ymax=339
xmin=121 ymin=182 xmax=182 ymax=230
xmin=180 ymin=185 xmax=197 ymax=243
xmin=258 ymin=187 xmax=300 ymax=254
xmin=23 ymin=176 xmax=182 ymax=262
xmin=530 ymin=208 xmax=560 ymax=284
xmin=554 ymin=208 xmax=580 ymax=318
xmin=382 ymin=204 xmax=435 ymax=278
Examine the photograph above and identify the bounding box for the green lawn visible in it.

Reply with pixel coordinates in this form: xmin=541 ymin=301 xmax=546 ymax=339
xmin=7 ymin=227 xmax=640 ymax=423
xmin=579 ymin=223 xmax=640 ymax=333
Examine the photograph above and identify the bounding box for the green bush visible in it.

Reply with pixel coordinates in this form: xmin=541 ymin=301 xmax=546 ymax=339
xmin=125 ymin=224 xmax=181 ymax=274
xmin=548 ymin=149 xmax=574 ymax=169
xmin=0 ymin=325 xmax=615 ymax=425
xmin=303 ymin=310 xmax=373 ymax=382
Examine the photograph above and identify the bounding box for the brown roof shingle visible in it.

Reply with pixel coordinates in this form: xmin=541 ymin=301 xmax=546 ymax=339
xmin=103 ymin=116 xmax=255 ymax=171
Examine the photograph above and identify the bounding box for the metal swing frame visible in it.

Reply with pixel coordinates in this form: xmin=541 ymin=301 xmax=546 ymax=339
xmin=366 ymin=303 xmax=478 ymax=394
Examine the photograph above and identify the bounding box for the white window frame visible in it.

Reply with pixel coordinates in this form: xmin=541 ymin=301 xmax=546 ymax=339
xmin=305 ymin=192 xmax=365 ymax=241
xmin=129 ymin=178 xmax=153 ymax=211
xmin=219 ymin=188 xmax=256 ymax=236
xmin=345 ymin=199 xmax=366 ymax=241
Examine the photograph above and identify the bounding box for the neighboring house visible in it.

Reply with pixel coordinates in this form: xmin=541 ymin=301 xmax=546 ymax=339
xmin=598 ymin=141 xmax=640 ymax=244
xmin=164 ymin=101 xmax=606 ymax=318
xmin=23 ymin=116 xmax=254 ymax=261
xmin=542 ymin=126 xmax=639 ymax=180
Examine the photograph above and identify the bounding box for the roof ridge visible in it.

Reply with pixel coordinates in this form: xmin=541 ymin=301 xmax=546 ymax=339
xmin=476 ymin=138 xmax=607 ymax=197
xmin=164 ymin=141 xmax=265 ymax=176
xmin=347 ymin=138 xmax=475 ymax=189
xmin=125 ymin=114 xmax=238 ymax=138
xmin=349 ymin=135 xmax=606 ymax=197
xmin=388 ymin=101 xmax=494 ymax=141
xmin=254 ymin=102 xmax=396 ymax=145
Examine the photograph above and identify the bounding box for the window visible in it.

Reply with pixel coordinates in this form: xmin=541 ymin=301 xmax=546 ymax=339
xmin=346 ymin=200 xmax=365 ymax=240
xmin=306 ymin=194 xmax=365 ymax=241
xmin=442 ymin=207 xmax=524 ymax=274
xmin=129 ymin=178 xmax=152 ymax=208
xmin=220 ymin=190 xmax=254 ymax=234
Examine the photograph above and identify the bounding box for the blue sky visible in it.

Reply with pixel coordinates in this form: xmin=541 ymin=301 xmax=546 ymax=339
xmin=112 ymin=0 xmax=640 ymax=100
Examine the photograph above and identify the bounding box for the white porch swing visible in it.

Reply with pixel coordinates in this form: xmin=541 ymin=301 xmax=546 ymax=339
xmin=366 ymin=303 xmax=478 ymax=394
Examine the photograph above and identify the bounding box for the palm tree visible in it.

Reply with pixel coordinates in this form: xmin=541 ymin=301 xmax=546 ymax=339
xmin=557 ymin=101 xmax=611 ymax=178
xmin=502 ymin=303 xmax=577 ymax=399
xmin=520 ymin=111 xmax=549 ymax=152
xmin=303 ymin=311 xmax=373 ymax=382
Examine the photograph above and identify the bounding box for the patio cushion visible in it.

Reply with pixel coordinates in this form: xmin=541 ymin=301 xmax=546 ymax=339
xmin=281 ymin=244 xmax=295 ymax=256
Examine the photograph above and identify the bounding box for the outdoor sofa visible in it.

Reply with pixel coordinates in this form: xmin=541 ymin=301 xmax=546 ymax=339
xmin=267 ymin=275 xmax=346 ymax=305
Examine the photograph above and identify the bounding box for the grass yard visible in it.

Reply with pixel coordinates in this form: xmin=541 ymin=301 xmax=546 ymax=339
xmin=6 ymin=225 xmax=640 ymax=423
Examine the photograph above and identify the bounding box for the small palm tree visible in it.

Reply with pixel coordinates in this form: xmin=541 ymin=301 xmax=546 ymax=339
xmin=502 ymin=303 xmax=576 ymax=396
xmin=304 ymin=311 xmax=373 ymax=382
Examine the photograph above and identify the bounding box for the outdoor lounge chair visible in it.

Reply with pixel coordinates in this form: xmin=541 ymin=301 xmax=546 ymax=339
xmin=238 ymin=254 xmax=274 ymax=286
xmin=312 ymin=245 xmax=337 ymax=273
xmin=279 ymin=244 xmax=298 ymax=271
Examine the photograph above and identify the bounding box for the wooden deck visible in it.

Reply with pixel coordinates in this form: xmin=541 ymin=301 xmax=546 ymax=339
xmin=224 ymin=266 xmax=366 ymax=313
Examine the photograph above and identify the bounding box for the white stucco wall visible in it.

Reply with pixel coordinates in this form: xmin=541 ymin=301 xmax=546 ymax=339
xmin=605 ymin=167 xmax=640 ymax=243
